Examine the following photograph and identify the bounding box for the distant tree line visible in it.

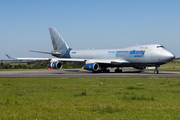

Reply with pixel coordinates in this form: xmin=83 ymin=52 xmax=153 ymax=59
xmin=63 ymin=62 xmax=83 ymax=69
xmin=0 ymin=60 xmax=83 ymax=69
xmin=0 ymin=61 xmax=49 ymax=69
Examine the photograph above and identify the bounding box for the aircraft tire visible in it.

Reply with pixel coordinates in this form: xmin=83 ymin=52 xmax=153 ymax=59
xmin=115 ymin=69 xmax=122 ymax=73
xmin=102 ymin=69 xmax=110 ymax=73
xmin=154 ymin=70 xmax=159 ymax=74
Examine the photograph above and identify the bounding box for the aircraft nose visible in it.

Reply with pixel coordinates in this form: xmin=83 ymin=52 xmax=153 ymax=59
xmin=168 ymin=52 xmax=175 ymax=60
xmin=159 ymin=50 xmax=175 ymax=63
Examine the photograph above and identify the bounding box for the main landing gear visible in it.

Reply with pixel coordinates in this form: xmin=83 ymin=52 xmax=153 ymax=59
xmin=93 ymin=67 xmax=123 ymax=73
xmin=102 ymin=68 xmax=110 ymax=73
xmin=98 ymin=67 xmax=110 ymax=73
xmin=154 ymin=66 xmax=159 ymax=74
xmin=115 ymin=67 xmax=122 ymax=73
xmin=101 ymin=67 xmax=122 ymax=73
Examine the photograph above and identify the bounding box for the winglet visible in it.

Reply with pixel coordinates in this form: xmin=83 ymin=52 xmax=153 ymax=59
xmin=5 ymin=54 xmax=16 ymax=59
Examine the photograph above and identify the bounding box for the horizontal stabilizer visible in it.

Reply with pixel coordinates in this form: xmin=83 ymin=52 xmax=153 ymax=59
xmin=29 ymin=50 xmax=61 ymax=55
xmin=5 ymin=54 xmax=16 ymax=59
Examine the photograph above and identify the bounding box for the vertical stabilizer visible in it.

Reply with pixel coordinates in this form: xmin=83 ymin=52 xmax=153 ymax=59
xmin=49 ymin=27 xmax=69 ymax=51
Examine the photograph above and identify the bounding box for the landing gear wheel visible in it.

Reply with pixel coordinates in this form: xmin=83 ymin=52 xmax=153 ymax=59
xmin=115 ymin=68 xmax=122 ymax=73
xmin=103 ymin=69 xmax=110 ymax=73
xmin=100 ymin=67 xmax=110 ymax=73
xmin=154 ymin=70 xmax=159 ymax=74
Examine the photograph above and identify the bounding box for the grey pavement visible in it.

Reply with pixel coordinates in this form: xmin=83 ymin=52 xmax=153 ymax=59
xmin=0 ymin=69 xmax=180 ymax=77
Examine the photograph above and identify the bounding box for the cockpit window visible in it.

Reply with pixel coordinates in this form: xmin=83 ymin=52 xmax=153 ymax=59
xmin=157 ymin=46 xmax=164 ymax=48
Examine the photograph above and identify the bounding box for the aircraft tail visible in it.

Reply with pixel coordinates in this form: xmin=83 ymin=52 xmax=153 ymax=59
xmin=49 ymin=27 xmax=69 ymax=52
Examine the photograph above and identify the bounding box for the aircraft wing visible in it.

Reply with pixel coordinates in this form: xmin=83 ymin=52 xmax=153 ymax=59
xmin=5 ymin=54 xmax=85 ymax=61
xmin=49 ymin=58 xmax=130 ymax=64
xmin=5 ymin=54 xmax=129 ymax=64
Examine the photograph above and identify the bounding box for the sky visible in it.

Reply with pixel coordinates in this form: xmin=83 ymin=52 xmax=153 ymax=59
xmin=0 ymin=0 xmax=180 ymax=59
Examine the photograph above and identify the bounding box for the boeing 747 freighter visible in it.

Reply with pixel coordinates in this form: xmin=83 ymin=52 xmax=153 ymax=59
xmin=6 ymin=27 xmax=175 ymax=74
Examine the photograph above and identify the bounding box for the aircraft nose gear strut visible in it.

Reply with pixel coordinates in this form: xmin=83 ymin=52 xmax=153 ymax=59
xmin=154 ymin=66 xmax=159 ymax=74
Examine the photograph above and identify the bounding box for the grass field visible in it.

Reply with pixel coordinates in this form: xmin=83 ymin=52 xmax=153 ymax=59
xmin=0 ymin=77 xmax=180 ymax=119
xmin=160 ymin=62 xmax=180 ymax=67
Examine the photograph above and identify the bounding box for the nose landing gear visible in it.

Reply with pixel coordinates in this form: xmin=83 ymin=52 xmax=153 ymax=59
xmin=154 ymin=66 xmax=159 ymax=74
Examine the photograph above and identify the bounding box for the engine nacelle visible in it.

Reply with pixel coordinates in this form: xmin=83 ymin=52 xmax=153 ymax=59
xmin=48 ymin=61 xmax=63 ymax=69
xmin=84 ymin=63 xmax=99 ymax=71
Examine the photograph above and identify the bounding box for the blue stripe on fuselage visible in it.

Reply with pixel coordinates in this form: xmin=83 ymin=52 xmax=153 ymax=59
xmin=108 ymin=50 xmax=145 ymax=57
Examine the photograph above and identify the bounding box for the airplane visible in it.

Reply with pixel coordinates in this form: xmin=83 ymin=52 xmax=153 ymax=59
xmin=6 ymin=27 xmax=175 ymax=74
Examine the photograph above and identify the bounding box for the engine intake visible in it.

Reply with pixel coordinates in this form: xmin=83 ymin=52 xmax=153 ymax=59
xmin=84 ymin=63 xmax=99 ymax=71
xmin=48 ymin=61 xmax=63 ymax=69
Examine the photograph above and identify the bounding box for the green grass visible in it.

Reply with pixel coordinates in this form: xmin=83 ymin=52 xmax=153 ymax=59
xmin=1 ymin=77 xmax=180 ymax=119
xmin=161 ymin=62 xmax=180 ymax=67
xmin=158 ymin=68 xmax=180 ymax=71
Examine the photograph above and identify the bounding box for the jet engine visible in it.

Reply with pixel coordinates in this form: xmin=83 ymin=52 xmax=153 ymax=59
xmin=48 ymin=61 xmax=63 ymax=69
xmin=84 ymin=63 xmax=99 ymax=71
